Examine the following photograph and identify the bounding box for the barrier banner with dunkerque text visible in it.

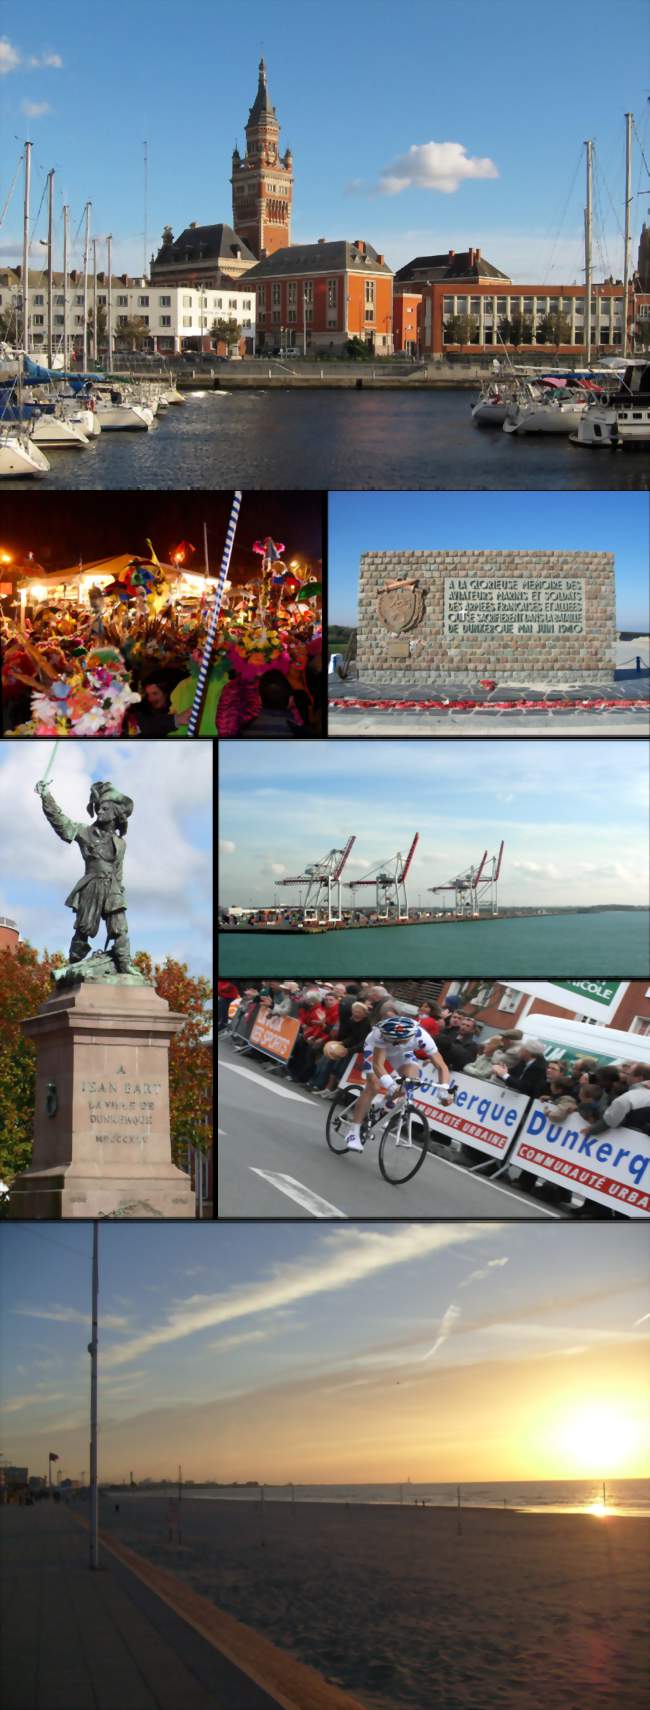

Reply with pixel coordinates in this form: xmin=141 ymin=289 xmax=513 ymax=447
xmin=510 ymin=1106 xmax=650 ymax=1217
xmin=339 ymin=1057 xmax=530 ymax=1159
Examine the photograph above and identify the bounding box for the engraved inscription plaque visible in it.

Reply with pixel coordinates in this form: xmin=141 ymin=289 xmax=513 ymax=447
xmin=444 ymin=577 xmax=585 ymax=636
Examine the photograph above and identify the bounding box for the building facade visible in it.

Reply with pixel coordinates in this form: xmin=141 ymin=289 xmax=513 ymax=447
xmin=247 ymin=239 xmax=393 ymax=353
xmin=437 ymin=980 xmax=650 ymax=1039
xmin=231 ymin=59 xmax=293 ymax=259
xmin=150 ymin=223 xmax=256 ymax=288
xmin=0 ymin=270 xmax=255 ymax=357
xmin=420 ymin=278 xmax=632 ymax=357
xmin=393 ymin=292 xmax=421 ymax=354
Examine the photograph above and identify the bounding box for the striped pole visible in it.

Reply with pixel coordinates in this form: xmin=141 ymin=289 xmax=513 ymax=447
xmin=186 ymin=490 xmax=242 ymax=737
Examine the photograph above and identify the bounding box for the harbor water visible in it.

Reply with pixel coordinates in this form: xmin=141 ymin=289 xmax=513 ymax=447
xmin=217 ymin=909 xmax=650 ymax=978
xmin=4 ymin=389 xmax=649 ymax=490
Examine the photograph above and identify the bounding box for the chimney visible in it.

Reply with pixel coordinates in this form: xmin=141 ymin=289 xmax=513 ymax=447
xmin=189 ymin=221 xmax=197 ymax=229
xmin=448 ymin=249 xmax=455 ymax=260
xmin=377 ymin=254 xmax=385 ymax=265
xmin=317 ymin=236 xmax=326 ymax=244
xmin=354 ymin=239 xmax=366 ymax=254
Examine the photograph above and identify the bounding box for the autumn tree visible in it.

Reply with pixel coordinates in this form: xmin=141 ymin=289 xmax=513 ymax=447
xmin=0 ymin=946 xmax=212 ymax=1187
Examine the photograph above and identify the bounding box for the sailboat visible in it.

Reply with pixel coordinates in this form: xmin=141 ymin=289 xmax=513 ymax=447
xmin=572 ymin=114 xmax=650 ymax=446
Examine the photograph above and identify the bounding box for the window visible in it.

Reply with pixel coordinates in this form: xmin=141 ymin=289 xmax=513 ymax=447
xmin=630 ymin=1015 xmax=650 ymax=1036
xmin=303 ymin=280 xmax=313 ymax=305
xmin=287 ymin=307 xmax=296 ymax=322
xmin=182 ymin=315 xmax=192 ymax=326
xmin=33 ymin=313 xmax=44 ymax=325
xmin=75 ymin=313 xmax=83 ymax=325
xmin=216 ymin=298 xmax=223 ymax=310
xmin=497 ymin=987 xmax=523 ymax=1014
xmin=522 ymin=297 xmax=533 ymax=314
xmin=117 ymin=315 xmax=128 ymax=327
xmin=55 ymin=294 xmax=64 ymax=305
xmin=229 ymin=298 xmax=238 ymax=309
xmin=137 ymin=295 xmax=149 ymax=307
xmin=272 ymin=284 xmax=281 ymax=306
xmin=496 ymin=297 xmax=507 ymax=314
xmin=137 ymin=315 xmax=149 ymax=326
xmin=98 ymin=295 xmax=107 ymax=306
xmin=288 ymin=282 xmax=297 ymax=307
xmin=75 ymin=294 xmax=84 ymax=305
xmin=34 ymin=294 xmax=44 ymax=306
xmin=183 ymin=294 xmax=192 ymax=307
xmin=443 ymin=296 xmax=454 ymax=315
xmin=470 ymin=297 xmax=480 ymax=316
xmin=54 ymin=313 xmax=64 ymax=325
xmin=159 ymin=315 xmax=171 ymax=327
xmin=117 ymin=294 xmax=128 ymax=306
xmin=158 ymin=295 xmax=171 ymax=306
xmin=327 ymin=279 xmax=337 ymax=309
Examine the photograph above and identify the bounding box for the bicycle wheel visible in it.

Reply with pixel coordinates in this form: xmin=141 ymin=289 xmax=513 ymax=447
xmin=379 ymin=1107 xmax=430 ymax=1184
xmin=326 ymin=1089 xmax=362 ymax=1155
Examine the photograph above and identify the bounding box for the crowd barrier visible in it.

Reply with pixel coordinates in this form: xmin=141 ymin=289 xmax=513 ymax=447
xmin=338 ymin=1054 xmax=649 ymax=1218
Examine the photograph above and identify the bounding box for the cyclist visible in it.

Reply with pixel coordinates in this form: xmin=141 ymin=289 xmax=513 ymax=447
xmin=344 ymin=1015 xmax=453 ymax=1151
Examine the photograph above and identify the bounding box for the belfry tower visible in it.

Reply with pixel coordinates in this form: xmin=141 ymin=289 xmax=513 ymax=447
xmin=231 ymin=60 xmax=293 ymax=259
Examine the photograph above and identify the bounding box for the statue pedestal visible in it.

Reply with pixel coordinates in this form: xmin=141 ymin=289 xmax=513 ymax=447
xmin=10 ymin=981 xmax=195 ymax=1219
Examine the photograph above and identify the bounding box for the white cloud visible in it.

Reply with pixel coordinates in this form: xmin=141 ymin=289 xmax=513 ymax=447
xmin=21 ymin=99 xmax=51 ymax=117
xmin=270 ymin=862 xmax=286 ymax=876
xmin=420 ymin=1302 xmax=461 ymax=1359
xmin=0 ymin=1390 xmax=68 ymax=1413
xmin=104 ymin=1224 xmax=494 ymax=1369
xmin=15 ymin=1304 xmax=130 ymax=1329
xmin=219 ymin=839 xmax=236 ymax=855
xmin=29 ymin=51 xmax=63 ymax=68
xmin=0 ymin=37 xmax=20 ymax=73
xmin=379 ymin=140 xmax=498 ymax=197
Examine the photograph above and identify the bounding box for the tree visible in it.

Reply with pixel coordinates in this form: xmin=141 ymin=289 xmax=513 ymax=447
xmin=114 ymin=316 xmax=149 ymax=353
xmin=343 ymin=335 xmax=373 ymax=360
xmin=210 ymin=316 xmax=242 ymax=354
xmin=497 ymin=315 xmax=513 ymax=345
xmin=0 ymin=946 xmax=212 ymax=1184
xmin=537 ymin=310 xmax=572 ymax=350
xmin=507 ymin=315 xmax=533 ymax=348
xmin=443 ymin=313 xmax=479 ymax=349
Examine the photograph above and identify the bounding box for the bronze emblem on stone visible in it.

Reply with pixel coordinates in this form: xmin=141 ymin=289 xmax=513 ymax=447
xmin=377 ymin=579 xmax=424 ymax=634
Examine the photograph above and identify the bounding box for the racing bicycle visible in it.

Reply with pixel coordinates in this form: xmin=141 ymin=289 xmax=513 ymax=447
xmin=325 ymin=1074 xmax=455 ymax=1186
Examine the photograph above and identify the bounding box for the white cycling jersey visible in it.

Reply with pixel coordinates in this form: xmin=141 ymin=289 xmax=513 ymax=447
xmin=362 ymin=1024 xmax=440 ymax=1075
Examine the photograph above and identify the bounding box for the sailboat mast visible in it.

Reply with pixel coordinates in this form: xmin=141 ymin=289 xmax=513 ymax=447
xmin=63 ymin=205 xmax=69 ymax=369
xmin=584 ymin=139 xmax=593 ymax=365
xmin=47 ymin=169 xmax=54 ymax=367
xmin=82 ymin=201 xmax=91 ymax=372
xmin=92 ymin=237 xmax=98 ymax=363
xmin=22 ymin=139 xmax=32 ymax=355
xmin=623 ymin=112 xmax=633 ymax=359
xmin=106 ymin=234 xmax=113 ymax=372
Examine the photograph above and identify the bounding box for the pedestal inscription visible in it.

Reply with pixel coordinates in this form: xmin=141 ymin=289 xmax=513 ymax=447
xmin=444 ymin=578 xmax=585 ymax=636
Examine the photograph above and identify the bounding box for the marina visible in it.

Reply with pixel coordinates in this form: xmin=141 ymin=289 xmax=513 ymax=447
xmin=1 ymin=384 xmax=648 ymax=489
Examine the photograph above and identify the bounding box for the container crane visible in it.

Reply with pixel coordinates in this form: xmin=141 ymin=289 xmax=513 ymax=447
xmin=276 ymin=836 xmax=356 ymax=924
xmin=429 ymin=841 xmax=504 ymax=918
xmin=346 ymin=833 xmax=419 ymax=922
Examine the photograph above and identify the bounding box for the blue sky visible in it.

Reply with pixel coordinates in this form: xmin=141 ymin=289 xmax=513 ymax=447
xmin=329 ymin=493 xmax=650 ymax=629
xmin=1 ymin=2 xmax=648 ymax=281
xmin=0 ymin=741 xmax=213 ymax=977
xmin=218 ymin=739 xmax=649 ymax=910
xmin=1 ymin=1221 xmax=648 ymax=1482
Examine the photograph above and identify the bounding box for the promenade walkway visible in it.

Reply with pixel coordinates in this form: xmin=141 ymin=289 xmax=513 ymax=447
xmin=0 ymin=1504 xmax=292 ymax=1710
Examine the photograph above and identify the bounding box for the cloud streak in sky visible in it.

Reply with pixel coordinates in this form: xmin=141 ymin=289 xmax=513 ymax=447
xmin=379 ymin=140 xmax=498 ymax=196
xmin=104 ymin=1225 xmax=494 ymax=1369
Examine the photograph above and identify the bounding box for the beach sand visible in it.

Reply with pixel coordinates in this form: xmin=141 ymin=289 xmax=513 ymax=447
xmin=98 ymin=1497 xmax=650 ymax=1710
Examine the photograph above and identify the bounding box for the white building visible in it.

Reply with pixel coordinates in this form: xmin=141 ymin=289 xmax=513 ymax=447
xmin=0 ymin=269 xmax=256 ymax=358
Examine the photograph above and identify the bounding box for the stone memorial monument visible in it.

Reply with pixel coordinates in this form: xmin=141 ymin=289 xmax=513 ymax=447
xmin=10 ymin=768 xmax=195 ymax=1219
xmin=357 ymin=550 xmax=616 ymax=684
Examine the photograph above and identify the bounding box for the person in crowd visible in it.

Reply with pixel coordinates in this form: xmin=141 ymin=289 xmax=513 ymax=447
xmin=586 ymin=1064 xmax=650 ymax=1137
xmin=492 ymin=1038 xmax=550 ymax=1097
xmin=416 ymin=1000 xmax=442 ymax=1040
xmin=286 ymin=990 xmax=330 ymax=1082
xmin=308 ymin=1000 xmax=372 ymax=1095
xmin=217 ymin=979 xmax=240 ymax=1032
xmin=464 ymin=1029 xmax=524 ymax=1080
xmin=437 ymin=1012 xmax=481 ymax=1071
xmin=537 ymin=1063 xmax=579 ymax=1121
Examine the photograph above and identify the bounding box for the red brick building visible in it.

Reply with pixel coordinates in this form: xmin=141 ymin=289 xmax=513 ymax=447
xmin=420 ymin=276 xmax=633 ymax=358
xmin=247 ymin=238 xmax=394 ymax=353
xmin=393 ymin=292 xmax=420 ymax=354
xmin=438 ymin=980 xmax=650 ymax=1040
xmin=0 ymin=917 xmax=19 ymax=953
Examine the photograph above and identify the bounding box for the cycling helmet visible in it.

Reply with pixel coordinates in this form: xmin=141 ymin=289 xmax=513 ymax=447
xmin=378 ymin=1015 xmax=419 ymax=1043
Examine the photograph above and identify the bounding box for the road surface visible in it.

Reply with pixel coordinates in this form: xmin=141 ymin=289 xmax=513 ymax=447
xmin=217 ymin=1040 xmax=562 ymax=1219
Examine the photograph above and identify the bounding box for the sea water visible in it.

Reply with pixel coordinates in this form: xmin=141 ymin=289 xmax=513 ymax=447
xmin=111 ymin=1479 xmax=650 ymax=1517
xmin=5 ymin=390 xmax=649 ymax=490
xmin=218 ymin=909 xmax=650 ymax=978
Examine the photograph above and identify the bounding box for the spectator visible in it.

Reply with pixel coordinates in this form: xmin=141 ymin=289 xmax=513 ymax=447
xmin=217 ymin=979 xmax=240 ymax=1032
xmin=437 ymin=1012 xmax=481 ymax=1071
xmin=464 ymin=1029 xmax=524 ymax=1080
xmin=309 ymin=1001 xmax=371 ymax=1094
xmin=493 ymin=1039 xmax=550 ymax=1098
xmin=587 ymin=1065 xmax=650 ymax=1136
